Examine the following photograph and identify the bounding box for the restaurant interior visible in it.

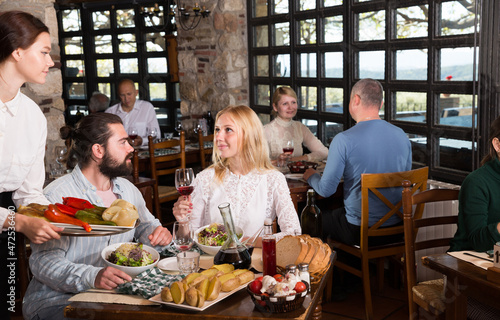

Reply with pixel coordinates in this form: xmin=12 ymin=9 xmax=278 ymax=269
xmin=3 ymin=0 xmax=500 ymax=319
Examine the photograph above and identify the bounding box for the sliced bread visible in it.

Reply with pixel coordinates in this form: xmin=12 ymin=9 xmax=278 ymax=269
xmin=276 ymin=235 xmax=302 ymax=268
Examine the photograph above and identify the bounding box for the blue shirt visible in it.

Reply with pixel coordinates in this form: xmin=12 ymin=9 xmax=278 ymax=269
xmin=22 ymin=165 xmax=162 ymax=320
xmin=307 ymin=120 xmax=412 ymax=226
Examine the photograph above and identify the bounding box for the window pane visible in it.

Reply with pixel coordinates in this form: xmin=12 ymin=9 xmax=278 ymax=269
xmin=117 ymin=9 xmax=135 ymax=28
xmin=324 ymin=0 xmax=343 ymax=7
xmin=274 ymin=22 xmax=290 ymax=46
xmin=359 ymin=51 xmax=385 ymax=79
xmin=300 ymin=53 xmax=317 ymax=77
xmin=96 ymin=59 xmax=114 ymax=77
xmin=148 ymin=57 xmax=167 ymax=73
xmin=274 ymin=0 xmax=289 ymax=14
xmin=255 ymin=55 xmax=269 ymax=77
xmin=118 ymin=34 xmax=137 ymax=53
xmin=256 ymin=84 xmax=270 ymax=105
xmin=395 ymin=91 xmax=427 ymax=122
xmin=396 ymin=5 xmax=429 ymax=39
xmin=120 ymin=58 xmax=139 ymax=74
xmin=67 ymin=83 xmax=86 ymax=99
xmin=324 ymin=52 xmax=343 ymax=78
xmin=301 ymin=119 xmax=318 ymax=136
xmin=300 ymin=19 xmax=316 ymax=44
xmin=253 ymin=0 xmax=268 ymax=17
xmin=325 ymin=88 xmax=343 ymax=113
xmin=438 ymin=94 xmax=476 ymax=128
xmin=98 ymin=83 xmax=111 ymax=96
xmin=62 ymin=9 xmax=81 ymax=32
xmin=396 ymin=49 xmax=428 ymax=80
xmin=324 ymin=16 xmax=343 ymax=43
xmin=325 ymin=121 xmax=343 ymax=145
xmin=299 ymin=0 xmax=316 ymax=11
xmin=65 ymin=60 xmax=85 ymax=77
xmin=409 ymin=134 xmax=427 ymax=164
xmin=95 ymin=35 xmax=112 ymax=54
xmin=274 ymin=54 xmax=290 ymax=77
xmin=254 ymin=25 xmax=268 ymax=47
xmin=441 ymin=1 xmax=478 ymax=36
xmin=439 ymin=138 xmax=473 ymax=171
xmin=146 ymin=32 xmax=166 ymax=52
xmin=440 ymin=47 xmax=477 ymax=81
xmin=143 ymin=6 xmax=164 ymax=27
xmin=299 ymin=86 xmax=317 ymax=111
xmin=63 ymin=36 xmax=83 ymax=55
xmin=93 ymin=10 xmax=110 ymax=30
xmin=149 ymin=83 xmax=167 ymax=101
xmin=358 ymin=11 xmax=385 ymax=41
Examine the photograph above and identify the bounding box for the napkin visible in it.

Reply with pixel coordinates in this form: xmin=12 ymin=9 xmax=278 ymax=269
xmin=68 ymin=291 xmax=155 ymax=305
xmin=160 ymin=242 xmax=203 ymax=258
xmin=447 ymin=251 xmax=494 ymax=270
xmin=116 ymin=267 xmax=183 ymax=299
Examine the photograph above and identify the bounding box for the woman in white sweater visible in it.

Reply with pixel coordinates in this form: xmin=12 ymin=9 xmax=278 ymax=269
xmin=173 ymin=105 xmax=301 ymax=244
xmin=264 ymin=87 xmax=328 ymax=163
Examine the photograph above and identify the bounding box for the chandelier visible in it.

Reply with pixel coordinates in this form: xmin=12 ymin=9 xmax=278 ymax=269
xmin=169 ymin=1 xmax=211 ymax=31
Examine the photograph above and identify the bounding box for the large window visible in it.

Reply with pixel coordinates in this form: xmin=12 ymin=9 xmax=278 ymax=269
xmin=57 ymin=1 xmax=179 ymax=131
xmin=248 ymin=0 xmax=481 ymax=183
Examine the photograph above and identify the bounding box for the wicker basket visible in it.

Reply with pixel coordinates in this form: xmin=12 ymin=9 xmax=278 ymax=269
xmin=246 ymin=285 xmax=308 ymax=313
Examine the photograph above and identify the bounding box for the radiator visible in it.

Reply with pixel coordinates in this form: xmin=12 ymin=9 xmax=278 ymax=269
xmin=415 ymin=179 xmax=460 ymax=282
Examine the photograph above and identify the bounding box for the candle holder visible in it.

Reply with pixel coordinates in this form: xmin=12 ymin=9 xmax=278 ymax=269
xmin=170 ymin=1 xmax=211 ymax=31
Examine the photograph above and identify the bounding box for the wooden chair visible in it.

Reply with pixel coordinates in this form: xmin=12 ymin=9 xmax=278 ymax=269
xmin=329 ymin=166 xmax=429 ymax=320
xmin=16 ymin=233 xmax=31 ymax=308
xmin=198 ymin=130 xmax=214 ymax=169
xmin=148 ymin=131 xmax=186 ymax=223
xmin=402 ymin=180 xmax=459 ymax=319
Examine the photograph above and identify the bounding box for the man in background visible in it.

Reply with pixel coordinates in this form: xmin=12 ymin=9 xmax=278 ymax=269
xmin=105 ymin=79 xmax=160 ymax=146
xmin=88 ymin=91 xmax=110 ymax=113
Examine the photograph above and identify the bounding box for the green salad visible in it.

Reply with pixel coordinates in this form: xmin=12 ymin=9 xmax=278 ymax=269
xmin=107 ymin=243 xmax=155 ymax=267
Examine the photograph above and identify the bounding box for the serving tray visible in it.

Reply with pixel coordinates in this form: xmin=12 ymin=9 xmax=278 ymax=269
xmin=51 ymin=219 xmax=139 ymax=237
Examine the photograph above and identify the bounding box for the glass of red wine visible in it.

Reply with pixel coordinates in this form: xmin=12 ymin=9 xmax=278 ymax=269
xmin=128 ymin=126 xmax=139 ymax=146
xmin=283 ymin=140 xmax=294 ymax=155
xmin=175 ymin=168 xmax=195 ymax=220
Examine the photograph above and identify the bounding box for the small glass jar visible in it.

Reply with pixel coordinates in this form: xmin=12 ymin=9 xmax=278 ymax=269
xmin=298 ymin=262 xmax=310 ymax=287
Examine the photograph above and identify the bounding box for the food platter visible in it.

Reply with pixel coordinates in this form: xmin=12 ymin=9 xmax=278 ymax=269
xmin=52 ymin=219 xmax=140 ymax=237
xmin=149 ymin=273 xmax=263 ymax=311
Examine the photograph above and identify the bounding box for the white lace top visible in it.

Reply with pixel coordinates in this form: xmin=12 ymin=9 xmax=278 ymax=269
xmin=263 ymin=117 xmax=328 ymax=162
xmin=190 ymin=167 xmax=301 ymax=241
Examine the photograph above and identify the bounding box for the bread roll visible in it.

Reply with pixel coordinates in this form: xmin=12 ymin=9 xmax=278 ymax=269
xmin=102 ymin=202 xmax=138 ymax=227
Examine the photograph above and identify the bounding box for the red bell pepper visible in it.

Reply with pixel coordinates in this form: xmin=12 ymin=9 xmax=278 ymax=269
xmin=62 ymin=197 xmax=95 ymax=210
xmin=55 ymin=203 xmax=78 ymax=216
xmin=44 ymin=204 xmax=92 ymax=232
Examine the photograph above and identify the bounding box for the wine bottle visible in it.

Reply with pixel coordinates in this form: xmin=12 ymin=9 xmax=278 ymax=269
xmin=300 ymin=189 xmax=323 ymax=238
xmin=262 ymin=218 xmax=276 ymax=276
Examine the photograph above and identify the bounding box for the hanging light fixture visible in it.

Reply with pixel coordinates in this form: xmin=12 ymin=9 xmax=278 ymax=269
xmin=169 ymin=1 xmax=210 ymax=31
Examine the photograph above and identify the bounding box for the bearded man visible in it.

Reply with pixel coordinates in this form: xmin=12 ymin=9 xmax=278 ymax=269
xmin=23 ymin=113 xmax=172 ymax=320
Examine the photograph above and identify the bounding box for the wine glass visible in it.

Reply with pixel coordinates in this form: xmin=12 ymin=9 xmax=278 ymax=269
xmin=172 ymin=221 xmax=194 ymax=253
xmin=128 ymin=127 xmax=138 ymax=146
xmin=283 ymin=140 xmax=294 ymax=155
xmin=147 ymin=127 xmax=158 ymax=143
xmin=175 ymin=121 xmax=183 ymax=136
xmin=54 ymin=146 xmax=67 ymax=165
xmin=175 ymin=168 xmax=195 ymax=196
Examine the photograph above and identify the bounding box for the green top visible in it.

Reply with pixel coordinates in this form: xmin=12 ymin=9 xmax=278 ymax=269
xmin=449 ymin=158 xmax=500 ymax=252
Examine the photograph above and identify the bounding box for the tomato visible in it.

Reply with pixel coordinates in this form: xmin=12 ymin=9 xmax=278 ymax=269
xmin=249 ymin=280 xmax=263 ymax=294
xmin=257 ymin=300 xmax=267 ymax=307
xmin=273 ymin=274 xmax=284 ymax=282
xmin=256 ymin=276 xmax=263 ymax=282
xmin=294 ymin=281 xmax=307 ymax=293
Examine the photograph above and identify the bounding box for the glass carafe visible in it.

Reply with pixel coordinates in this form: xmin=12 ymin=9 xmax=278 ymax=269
xmin=213 ymin=202 xmax=252 ymax=269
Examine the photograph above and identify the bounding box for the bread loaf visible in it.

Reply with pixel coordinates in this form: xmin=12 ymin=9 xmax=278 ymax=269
xmin=277 ymin=235 xmax=332 ymax=274
xmin=276 ymin=236 xmax=302 ymax=268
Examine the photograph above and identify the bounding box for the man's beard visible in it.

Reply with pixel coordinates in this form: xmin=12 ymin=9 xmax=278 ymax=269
xmin=99 ymin=150 xmax=133 ymax=179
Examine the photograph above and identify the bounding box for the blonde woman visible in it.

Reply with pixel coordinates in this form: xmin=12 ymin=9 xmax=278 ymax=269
xmin=173 ymin=105 xmax=300 ymax=243
xmin=264 ymin=87 xmax=328 ymax=163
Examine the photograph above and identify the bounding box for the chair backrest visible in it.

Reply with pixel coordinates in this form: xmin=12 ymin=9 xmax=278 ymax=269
xmin=148 ymin=131 xmax=186 ymax=181
xmin=132 ymin=149 xmax=140 ymax=182
xmin=360 ymin=167 xmax=429 ymax=248
xmin=402 ymin=180 xmax=459 ymax=296
xmin=198 ymin=130 xmax=214 ymax=169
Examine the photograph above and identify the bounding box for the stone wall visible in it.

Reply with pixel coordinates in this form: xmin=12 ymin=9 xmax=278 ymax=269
xmin=176 ymin=0 xmax=249 ymax=133
xmin=0 ymin=0 xmax=65 ymax=174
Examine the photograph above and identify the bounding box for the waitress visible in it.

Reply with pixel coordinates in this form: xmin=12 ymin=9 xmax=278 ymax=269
xmin=0 ymin=10 xmax=63 ymax=318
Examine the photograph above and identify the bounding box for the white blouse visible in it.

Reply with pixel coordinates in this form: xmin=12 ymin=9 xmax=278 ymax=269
xmin=190 ymin=167 xmax=301 ymax=241
xmin=264 ymin=117 xmax=328 ymax=162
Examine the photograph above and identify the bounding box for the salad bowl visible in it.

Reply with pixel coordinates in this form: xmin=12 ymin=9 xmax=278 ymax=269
xmin=101 ymin=242 xmax=159 ymax=277
xmin=194 ymin=224 xmax=245 ymax=256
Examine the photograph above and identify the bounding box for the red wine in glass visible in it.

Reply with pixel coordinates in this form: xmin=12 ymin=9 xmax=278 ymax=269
xmin=128 ymin=134 xmax=138 ymax=140
xmin=177 ymin=185 xmax=194 ymax=196
xmin=176 ymin=243 xmax=194 ymax=251
xmin=283 ymin=147 xmax=294 ymax=154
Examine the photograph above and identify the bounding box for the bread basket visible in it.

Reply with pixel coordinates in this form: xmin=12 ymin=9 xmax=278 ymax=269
xmin=246 ymin=285 xmax=308 ymax=313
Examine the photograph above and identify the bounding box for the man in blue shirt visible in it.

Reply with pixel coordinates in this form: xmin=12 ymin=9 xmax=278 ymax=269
xmin=303 ymin=78 xmax=412 ymax=245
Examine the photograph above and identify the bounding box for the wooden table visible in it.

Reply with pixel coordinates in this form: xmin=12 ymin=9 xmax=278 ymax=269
xmin=64 ymin=252 xmax=336 ymax=320
xmin=422 ymin=254 xmax=500 ymax=320
xmin=286 ymin=178 xmax=343 ymax=213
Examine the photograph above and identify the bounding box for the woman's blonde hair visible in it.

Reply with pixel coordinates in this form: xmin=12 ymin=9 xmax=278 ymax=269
xmin=271 ymin=87 xmax=298 ymax=117
xmin=211 ymin=105 xmax=274 ymax=182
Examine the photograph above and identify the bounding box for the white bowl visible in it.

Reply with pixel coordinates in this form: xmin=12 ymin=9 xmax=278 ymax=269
xmin=101 ymin=242 xmax=159 ymax=278
xmin=194 ymin=224 xmax=245 ymax=256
